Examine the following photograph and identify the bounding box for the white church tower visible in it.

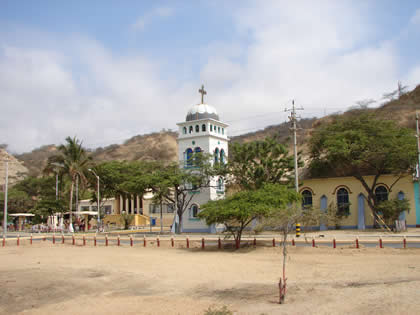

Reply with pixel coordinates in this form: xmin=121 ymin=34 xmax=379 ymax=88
xmin=176 ymin=85 xmax=229 ymax=232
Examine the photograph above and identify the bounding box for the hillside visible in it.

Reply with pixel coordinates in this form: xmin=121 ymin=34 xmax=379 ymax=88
xmin=7 ymin=84 xmax=420 ymax=179
xmin=0 ymin=149 xmax=28 ymax=186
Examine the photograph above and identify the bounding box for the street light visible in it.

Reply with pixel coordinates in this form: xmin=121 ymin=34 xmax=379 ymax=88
xmin=51 ymin=162 xmax=64 ymax=200
xmin=88 ymin=169 xmax=100 ymax=232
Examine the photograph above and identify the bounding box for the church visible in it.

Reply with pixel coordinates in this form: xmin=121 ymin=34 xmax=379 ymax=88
xmin=175 ymin=85 xmax=229 ymax=232
xmin=80 ymin=85 xmax=229 ymax=232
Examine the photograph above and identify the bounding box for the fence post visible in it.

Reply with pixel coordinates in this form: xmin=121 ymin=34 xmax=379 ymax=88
xmin=62 ymin=234 xmax=65 ymax=244
xmin=291 ymin=238 xmax=295 ymax=246
xmin=17 ymin=234 xmax=20 ymax=246
xmin=379 ymin=238 xmax=383 ymax=249
xmin=253 ymin=238 xmax=257 ymax=246
xmin=403 ymin=237 xmax=407 ymax=249
xmin=333 ymin=238 xmax=336 ymax=249
xmin=105 ymin=235 xmax=108 ymax=247
xmin=312 ymin=238 xmax=315 ymax=248
xmin=218 ymin=237 xmax=222 ymax=249
xmin=53 ymin=234 xmax=55 ymax=244
xmin=2 ymin=236 xmax=5 ymax=247
xmin=201 ymin=238 xmax=205 ymax=250
xmin=236 ymin=239 xmax=240 ymax=249
xmin=186 ymin=237 xmax=189 ymax=249
xmin=72 ymin=234 xmax=75 ymax=245
xmin=94 ymin=236 xmax=97 ymax=247
xmin=117 ymin=235 xmax=120 ymax=246
xmin=157 ymin=237 xmax=160 ymax=247
xmin=83 ymin=235 xmax=86 ymax=246
xmin=130 ymin=236 xmax=133 ymax=247
xmin=143 ymin=236 xmax=146 ymax=247
xmin=30 ymin=233 xmax=33 ymax=245
xmin=171 ymin=237 xmax=174 ymax=248
xmin=355 ymin=238 xmax=359 ymax=249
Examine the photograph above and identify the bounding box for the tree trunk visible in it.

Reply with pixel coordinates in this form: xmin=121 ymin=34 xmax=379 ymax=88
xmin=176 ymin=209 xmax=182 ymax=234
xmin=279 ymin=225 xmax=289 ymax=304
xmin=160 ymin=201 xmax=163 ymax=234
xmin=69 ymin=180 xmax=74 ymax=226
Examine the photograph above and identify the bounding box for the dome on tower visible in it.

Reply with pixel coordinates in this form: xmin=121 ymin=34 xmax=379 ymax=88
xmin=186 ymin=103 xmax=220 ymax=122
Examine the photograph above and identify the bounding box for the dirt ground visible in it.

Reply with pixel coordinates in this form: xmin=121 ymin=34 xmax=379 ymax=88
xmin=1 ymin=243 xmax=420 ymax=315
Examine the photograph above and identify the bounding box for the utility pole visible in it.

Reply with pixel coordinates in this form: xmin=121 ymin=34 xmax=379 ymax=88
xmin=3 ymin=158 xmax=9 ymax=238
xmin=285 ymin=100 xmax=304 ymax=192
xmin=88 ymin=169 xmax=101 ymax=232
xmin=416 ymin=113 xmax=420 ymax=179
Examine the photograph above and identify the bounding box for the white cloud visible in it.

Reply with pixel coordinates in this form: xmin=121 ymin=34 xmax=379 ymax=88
xmin=200 ymin=1 xmax=403 ymax=134
xmin=410 ymin=8 xmax=420 ymax=25
xmin=132 ymin=6 xmax=174 ymax=31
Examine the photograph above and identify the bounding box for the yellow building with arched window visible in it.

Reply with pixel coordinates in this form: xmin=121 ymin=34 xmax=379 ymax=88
xmin=300 ymin=174 xmax=419 ymax=229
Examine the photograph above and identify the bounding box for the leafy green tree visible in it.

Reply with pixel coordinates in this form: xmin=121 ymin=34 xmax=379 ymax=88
xmin=33 ymin=199 xmax=66 ymax=224
xmin=228 ymin=137 xmax=296 ymax=190
xmin=1 ymin=175 xmax=64 ymax=226
xmin=88 ymin=160 xmax=159 ymax=215
xmin=309 ymin=114 xmax=417 ymax=226
xmin=0 ymin=189 xmax=33 ymax=215
xmin=149 ymin=153 xmax=220 ymax=234
xmin=375 ymin=198 xmax=409 ymax=227
xmin=46 ymin=137 xmax=92 ymax=227
xmin=199 ymin=184 xmax=301 ymax=244
xmin=120 ymin=213 xmax=134 ymax=230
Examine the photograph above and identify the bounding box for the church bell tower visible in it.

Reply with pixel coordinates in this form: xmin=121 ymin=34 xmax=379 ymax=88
xmin=176 ymin=85 xmax=229 ymax=232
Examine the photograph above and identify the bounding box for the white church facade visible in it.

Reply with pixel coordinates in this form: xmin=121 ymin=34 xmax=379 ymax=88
xmin=176 ymin=85 xmax=229 ymax=232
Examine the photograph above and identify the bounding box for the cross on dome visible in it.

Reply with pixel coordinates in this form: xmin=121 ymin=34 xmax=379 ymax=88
xmin=198 ymin=84 xmax=207 ymax=104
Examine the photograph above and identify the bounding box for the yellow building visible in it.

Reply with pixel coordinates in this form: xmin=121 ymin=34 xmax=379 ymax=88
xmin=78 ymin=194 xmax=175 ymax=228
xmin=301 ymin=174 xmax=419 ymax=229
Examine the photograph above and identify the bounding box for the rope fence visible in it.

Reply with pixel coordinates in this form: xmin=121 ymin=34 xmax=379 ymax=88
xmin=1 ymin=234 xmax=419 ymax=250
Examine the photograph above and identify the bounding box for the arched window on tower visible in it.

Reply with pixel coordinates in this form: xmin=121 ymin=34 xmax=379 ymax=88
xmin=218 ymin=126 xmax=221 ymax=133
xmin=222 ymin=128 xmax=224 ymax=135
xmin=375 ymin=186 xmax=388 ymax=203
xmin=337 ymin=188 xmax=350 ymax=216
xmin=217 ymin=177 xmax=224 ymax=192
xmin=214 ymin=148 xmax=219 ymax=163
xmin=220 ymin=149 xmax=225 ymax=164
xmin=190 ymin=204 xmax=199 ymax=218
xmin=301 ymin=190 xmax=313 ymax=209
xmin=202 ymin=124 xmax=206 ymax=132
xmin=183 ymin=127 xmax=187 ymax=134
xmin=185 ymin=148 xmax=193 ymax=167
xmin=194 ymin=147 xmax=202 ymax=166
xmin=210 ymin=124 xmax=213 ymax=132
xmin=189 ymin=126 xmax=193 ymax=134
xmin=195 ymin=125 xmax=199 ymax=132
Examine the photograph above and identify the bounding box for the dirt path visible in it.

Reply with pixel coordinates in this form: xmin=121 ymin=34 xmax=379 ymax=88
xmin=1 ymin=244 xmax=419 ymax=314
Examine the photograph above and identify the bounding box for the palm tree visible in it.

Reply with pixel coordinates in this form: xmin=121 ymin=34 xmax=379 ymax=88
xmin=46 ymin=137 xmax=92 ymax=229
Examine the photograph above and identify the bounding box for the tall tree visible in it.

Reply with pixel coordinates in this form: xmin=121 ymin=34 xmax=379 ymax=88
xmin=309 ymin=113 xmax=417 ymax=225
xmin=46 ymin=137 xmax=92 ymax=228
xmin=88 ymin=160 xmax=159 ymax=212
xmin=228 ymin=137 xmax=296 ymax=190
xmin=149 ymin=153 xmax=220 ymax=234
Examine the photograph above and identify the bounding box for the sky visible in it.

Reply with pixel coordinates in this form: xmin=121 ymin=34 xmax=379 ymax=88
xmin=1 ymin=0 xmax=420 ymax=153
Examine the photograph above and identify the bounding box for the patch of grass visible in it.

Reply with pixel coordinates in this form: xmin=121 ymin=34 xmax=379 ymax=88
xmin=204 ymin=305 xmax=233 ymax=315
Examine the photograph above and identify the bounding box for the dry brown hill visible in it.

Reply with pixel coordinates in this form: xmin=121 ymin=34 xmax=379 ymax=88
xmin=8 ymin=84 xmax=420 ymax=178
xmin=91 ymin=130 xmax=178 ymax=162
xmin=0 ymin=149 xmax=28 ymax=186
